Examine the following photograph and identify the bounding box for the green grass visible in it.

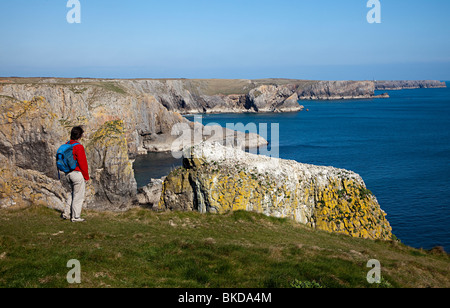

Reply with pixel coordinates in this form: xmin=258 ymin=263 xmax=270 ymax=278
xmin=186 ymin=79 xmax=319 ymax=96
xmin=0 ymin=206 xmax=448 ymax=288
xmin=0 ymin=78 xmax=127 ymax=96
xmin=1 ymin=77 xmax=318 ymax=97
xmin=96 ymin=82 xmax=127 ymax=95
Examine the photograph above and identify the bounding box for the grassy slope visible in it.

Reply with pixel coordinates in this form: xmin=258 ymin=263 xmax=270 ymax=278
xmin=0 ymin=206 xmax=448 ymax=288
xmin=184 ymin=79 xmax=318 ymax=96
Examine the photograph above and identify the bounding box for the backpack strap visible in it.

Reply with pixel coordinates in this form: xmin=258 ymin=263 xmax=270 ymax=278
xmin=67 ymin=141 xmax=80 ymax=146
xmin=68 ymin=142 xmax=80 ymax=147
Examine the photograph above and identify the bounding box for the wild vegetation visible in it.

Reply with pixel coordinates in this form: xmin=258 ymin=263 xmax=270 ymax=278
xmin=0 ymin=206 xmax=448 ymax=288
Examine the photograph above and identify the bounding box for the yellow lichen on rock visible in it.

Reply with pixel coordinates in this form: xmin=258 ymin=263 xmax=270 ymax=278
xmin=84 ymin=119 xmax=137 ymax=209
xmin=313 ymin=179 xmax=392 ymax=240
xmin=159 ymin=142 xmax=393 ymax=241
xmin=0 ymin=95 xmax=70 ymax=209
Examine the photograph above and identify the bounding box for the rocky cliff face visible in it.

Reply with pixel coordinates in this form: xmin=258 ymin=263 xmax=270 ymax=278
xmin=118 ymin=79 xmax=304 ymax=114
xmin=0 ymin=81 xmax=188 ymax=154
xmin=375 ymin=80 xmax=447 ymax=90
xmin=297 ymin=80 xmax=387 ymax=100
xmin=0 ymin=96 xmax=68 ymax=210
xmin=1 ymin=77 xmax=441 ymax=214
xmin=0 ymin=79 xmax=267 ymax=211
xmin=85 ymin=120 xmax=138 ymax=210
xmin=118 ymin=79 xmax=389 ymax=113
xmin=0 ymin=81 xmax=183 ymax=210
xmin=159 ymin=142 xmax=393 ymax=240
xmin=248 ymin=85 xmax=302 ymax=112
xmin=0 ymin=94 xmax=139 ymax=211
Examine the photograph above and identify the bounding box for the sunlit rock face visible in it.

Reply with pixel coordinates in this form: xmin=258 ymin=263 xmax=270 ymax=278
xmin=159 ymin=142 xmax=393 ymax=241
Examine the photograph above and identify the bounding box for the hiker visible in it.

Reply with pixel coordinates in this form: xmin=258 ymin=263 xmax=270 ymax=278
xmin=60 ymin=126 xmax=90 ymax=222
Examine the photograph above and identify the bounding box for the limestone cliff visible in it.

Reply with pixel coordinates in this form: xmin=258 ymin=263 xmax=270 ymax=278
xmin=0 ymin=77 xmax=440 ymax=214
xmin=0 ymin=80 xmax=189 ymax=211
xmin=0 ymin=80 xmax=190 ymax=155
xmin=85 ymin=120 xmax=138 ymax=210
xmin=0 ymin=79 xmax=267 ymax=211
xmin=375 ymin=80 xmax=447 ymax=90
xmin=119 ymin=79 xmax=304 ymax=114
xmin=0 ymin=96 xmax=68 ymax=209
xmin=297 ymin=80 xmax=388 ymax=100
xmin=119 ymin=79 xmax=387 ymax=113
xmin=0 ymin=95 xmax=138 ymax=210
xmin=159 ymin=142 xmax=393 ymax=240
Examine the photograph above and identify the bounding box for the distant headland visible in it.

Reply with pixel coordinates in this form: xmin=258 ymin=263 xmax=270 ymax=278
xmin=0 ymin=78 xmax=445 ymax=116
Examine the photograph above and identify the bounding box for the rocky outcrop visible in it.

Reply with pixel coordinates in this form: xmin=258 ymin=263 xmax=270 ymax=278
xmin=120 ymin=79 xmax=304 ymax=114
xmin=0 ymin=81 xmax=189 ymax=155
xmin=375 ymin=80 xmax=447 ymax=90
xmin=0 ymin=80 xmax=188 ymax=210
xmin=0 ymin=96 xmax=69 ymax=209
xmin=137 ymin=177 xmax=165 ymax=210
xmin=297 ymin=80 xmax=388 ymax=100
xmin=121 ymin=79 xmax=390 ymax=113
xmin=248 ymin=85 xmax=303 ymax=112
xmin=86 ymin=120 xmax=138 ymax=210
xmin=158 ymin=142 xmax=393 ymax=240
xmin=0 ymin=95 xmax=138 ymax=210
xmin=0 ymin=77 xmax=440 ymax=214
xmin=0 ymin=80 xmax=267 ymax=211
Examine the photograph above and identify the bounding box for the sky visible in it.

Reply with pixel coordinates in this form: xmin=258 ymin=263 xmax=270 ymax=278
xmin=0 ymin=0 xmax=449 ymax=80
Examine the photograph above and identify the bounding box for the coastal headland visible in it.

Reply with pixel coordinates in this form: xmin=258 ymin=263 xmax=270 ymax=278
xmin=0 ymin=78 xmax=446 ymax=234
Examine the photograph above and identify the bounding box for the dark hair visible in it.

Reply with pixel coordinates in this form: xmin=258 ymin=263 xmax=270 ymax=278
xmin=71 ymin=126 xmax=84 ymax=141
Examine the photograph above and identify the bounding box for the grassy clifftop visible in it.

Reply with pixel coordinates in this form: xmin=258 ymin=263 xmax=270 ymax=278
xmin=0 ymin=77 xmax=316 ymax=96
xmin=0 ymin=206 xmax=448 ymax=288
xmin=184 ymin=79 xmax=317 ymax=96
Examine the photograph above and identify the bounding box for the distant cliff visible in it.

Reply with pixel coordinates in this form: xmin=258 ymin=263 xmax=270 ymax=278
xmin=0 ymin=77 xmax=443 ymax=213
xmin=297 ymin=80 xmax=389 ymax=100
xmin=159 ymin=142 xmax=393 ymax=240
xmin=120 ymin=79 xmax=304 ymax=114
xmin=375 ymin=80 xmax=447 ymax=90
xmin=121 ymin=79 xmax=389 ymax=113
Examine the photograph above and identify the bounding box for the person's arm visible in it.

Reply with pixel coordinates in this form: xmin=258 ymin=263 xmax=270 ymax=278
xmin=74 ymin=144 xmax=90 ymax=181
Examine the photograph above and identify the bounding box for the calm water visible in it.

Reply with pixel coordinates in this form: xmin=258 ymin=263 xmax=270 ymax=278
xmin=136 ymin=85 xmax=450 ymax=251
xmin=134 ymin=152 xmax=182 ymax=186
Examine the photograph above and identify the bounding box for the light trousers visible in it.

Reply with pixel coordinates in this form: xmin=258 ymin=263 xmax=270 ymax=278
xmin=64 ymin=171 xmax=86 ymax=219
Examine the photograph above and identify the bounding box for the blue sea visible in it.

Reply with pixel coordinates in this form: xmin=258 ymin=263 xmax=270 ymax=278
xmin=135 ymin=84 xmax=450 ymax=251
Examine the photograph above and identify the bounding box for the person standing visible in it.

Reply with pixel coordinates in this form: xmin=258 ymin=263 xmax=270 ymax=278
xmin=62 ymin=126 xmax=90 ymax=222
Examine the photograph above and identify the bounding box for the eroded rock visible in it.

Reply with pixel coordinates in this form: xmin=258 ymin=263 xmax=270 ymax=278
xmin=159 ymin=142 xmax=393 ymax=240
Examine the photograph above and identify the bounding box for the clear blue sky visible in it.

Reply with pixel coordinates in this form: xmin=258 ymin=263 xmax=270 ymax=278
xmin=1 ymin=0 xmax=449 ymax=80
